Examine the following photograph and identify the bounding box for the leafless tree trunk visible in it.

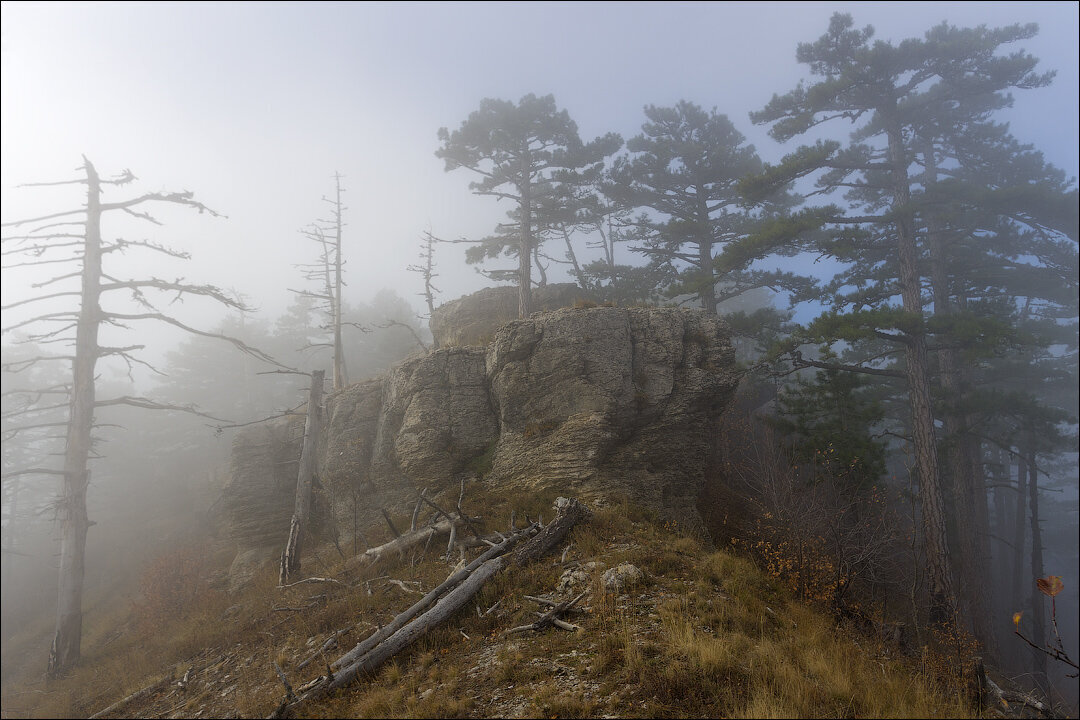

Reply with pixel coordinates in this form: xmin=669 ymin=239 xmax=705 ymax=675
xmin=281 ymin=370 xmax=324 ymax=584
xmin=48 ymin=160 xmax=104 ymax=677
xmin=296 ymin=174 xmax=348 ymax=390
xmin=3 ymin=158 xmax=274 ymax=677
xmin=330 ymin=174 xmax=345 ymax=390
xmin=408 ymin=231 xmax=441 ymax=348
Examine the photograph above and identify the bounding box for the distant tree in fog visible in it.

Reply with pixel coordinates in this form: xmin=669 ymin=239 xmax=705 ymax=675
xmin=295 ymin=172 xmax=348 ymax=390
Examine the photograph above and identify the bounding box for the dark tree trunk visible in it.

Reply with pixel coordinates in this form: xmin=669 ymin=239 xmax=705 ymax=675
xmin=887 ymin=122 xmax=953 ymax=621
xmin=923 ymin=139 xmax=994 ymax=655
xmin=694 ymin=185 xmax=717 ymax=315
xmin=1027 ymin=446 xmax=1049 ymax=693
xmin=518 ymin=151 xmax=533 ymax=319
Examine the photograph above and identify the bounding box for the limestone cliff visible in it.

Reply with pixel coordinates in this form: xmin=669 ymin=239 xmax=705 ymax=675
xmin=219 ymin=289 xmax=738 ymax=572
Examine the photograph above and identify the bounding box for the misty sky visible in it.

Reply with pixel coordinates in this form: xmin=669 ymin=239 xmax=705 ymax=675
xmin=2 ymin=1 xmax=1078 ymax=333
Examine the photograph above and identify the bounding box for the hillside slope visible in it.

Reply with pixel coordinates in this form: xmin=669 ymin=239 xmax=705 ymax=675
xmin=1 ymin=489 xmax=980 ymax=719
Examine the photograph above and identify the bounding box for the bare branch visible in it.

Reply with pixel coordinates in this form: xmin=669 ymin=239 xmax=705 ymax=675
xmin=100 ymin=191 xmax=224 ymax=219
xmin=1 ymin=355 xmax=73 ymax=373
xmin=1 ymin=209 xmax=85 ymax=229
xmin=788 ymin=350 xmax=904 ymax=379
xmin=375 ymin=319 xmax=428 ymax=350
xmin=2 ymin=312 xmax=79 ymax=334
xmin=1 ymin=468 xmax=67 ymax=480
xmin=105 ymin=312 xmax=285 ymax=367
xmin=94 ymin=396 xmax=230 ymax=422
xmin=1 ymin=292 xmax=83 ymax=311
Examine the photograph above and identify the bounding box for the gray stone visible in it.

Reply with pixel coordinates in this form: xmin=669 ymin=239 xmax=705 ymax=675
xmin=602 ymin=563 xmax=644 ymax=594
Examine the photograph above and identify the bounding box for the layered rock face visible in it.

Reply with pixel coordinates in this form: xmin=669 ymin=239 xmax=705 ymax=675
xmin=485 ymin=307 xmax=737 ymax=533
xmin=220 ymin=289 xmax=738 ymax=574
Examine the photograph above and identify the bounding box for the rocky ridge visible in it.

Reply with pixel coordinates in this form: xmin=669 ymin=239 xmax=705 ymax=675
xmin=219 ymin=287 xmax=739 ymax=575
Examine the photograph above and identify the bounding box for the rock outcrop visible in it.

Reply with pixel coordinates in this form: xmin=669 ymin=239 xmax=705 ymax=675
xmin=483 ymin=306 xmax=737 ymax=533
xmin=429 ymin=283 xmax=589 ymax=348
xmin=219 ymin=288 xmax=738 ymax=582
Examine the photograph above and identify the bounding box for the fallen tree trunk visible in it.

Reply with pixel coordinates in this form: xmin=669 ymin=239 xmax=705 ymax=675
xmin=348 ymin=514 xmax=479 ymax=567
xmin=332 ymin=524 xmax=537 ymax=672
xmin=88 ymin=670 xmax=175 ymax=719
xmin=270 ymin=498 xmax=590 ymax=718
xmin=508 ymin=497 xmax=590 ymax=566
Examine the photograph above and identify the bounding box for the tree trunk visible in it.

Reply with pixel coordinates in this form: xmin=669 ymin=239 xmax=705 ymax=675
xmin=696 ymin=188 xmax=717 ymax=315
xmin=518 ymin=151 xmax=533 ymax=319
xmin=48 ymin=158 xmax=103 ymax=677
xmin=350 ymin=515 xmax=466 ymax=567
xmin=923 ymin=140 xmax=994 ymax=655
xmin=560 ymin=224 xmax=587 ymax=290
xmin=280 ymin=370 xmax=324 ymax=584
xmin=990 ymin=447 xmax=1013 ymax=652
xmin=273 ymin=500 xmax=590 ymax=718
xmin=887 ymin=123 xmax=953 ymax=622
xmin=1010 ymin=449 xmax=1029 ymax=619
xmin=331 ymin=174 xmax=346 ymax=390
xmin=1026 ymin=446 xmax=1049 ymax=693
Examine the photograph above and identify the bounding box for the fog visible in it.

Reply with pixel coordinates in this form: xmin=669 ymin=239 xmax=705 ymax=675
xmin=1 ymin=0 xmax=1077 ymax=713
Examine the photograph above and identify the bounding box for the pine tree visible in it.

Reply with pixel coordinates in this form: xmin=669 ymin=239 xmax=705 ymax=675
xmin=606 ymin=101 xmax=799 ymax=315
xmin=748 ymin=13 xmax=1060 ymax=626
xmin=436 ymin=94 xmax=621 ymax=317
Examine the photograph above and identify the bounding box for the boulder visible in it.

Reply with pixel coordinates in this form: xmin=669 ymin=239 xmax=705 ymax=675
xmin=602 ymin=563 xmax=644 ymax=594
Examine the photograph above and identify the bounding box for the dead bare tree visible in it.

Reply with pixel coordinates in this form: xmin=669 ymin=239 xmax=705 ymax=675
xmin=293 ymin=173 xmax=348 ymax=390
xmin=280 ymin=370 xmax=325 ymax=584
xmin=407 ymin=230 xmax=441 ymax=347
xmin=1 ymin=157 xmax=280 ymax=678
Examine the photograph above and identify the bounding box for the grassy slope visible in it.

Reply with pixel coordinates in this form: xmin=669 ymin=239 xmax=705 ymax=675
xmin=0 ymin=488 xmax=974 ymax=719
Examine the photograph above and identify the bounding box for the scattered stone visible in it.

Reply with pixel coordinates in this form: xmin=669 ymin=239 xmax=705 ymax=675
xmin=558 ymin=567 xmax=591 ymax=595
xmin=602 ymin=563 xmax=644 ymax=593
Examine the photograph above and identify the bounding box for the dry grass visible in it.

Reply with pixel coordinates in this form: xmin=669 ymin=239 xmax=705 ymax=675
xmin=1 ymin=492 xmax=978 ymax=719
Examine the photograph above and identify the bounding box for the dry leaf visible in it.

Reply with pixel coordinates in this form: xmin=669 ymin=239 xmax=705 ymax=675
xmin=1036 ymin=575 xmax=1064 ymax=597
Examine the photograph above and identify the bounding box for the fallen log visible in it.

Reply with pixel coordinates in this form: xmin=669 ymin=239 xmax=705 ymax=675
xmin=270 ymin=498 xmax=589 ymax=718
xmin=296 ymin=627 xmax=351 ymax=671
xmin=351 ymin=515 xmax=476 ymax=567
xmin=331 ymin=524 xmax=537 ymax=672
xmin=88 ymin=670 xmax=175 ymax=719
xmin=508 ymin=497 xmax=590 ymax=567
